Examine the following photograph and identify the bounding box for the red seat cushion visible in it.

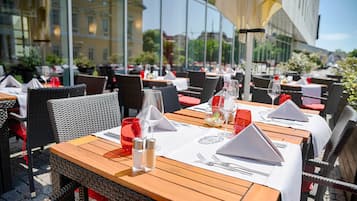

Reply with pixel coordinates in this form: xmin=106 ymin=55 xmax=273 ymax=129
xmin=179 ymin=95 xmax=200 ymax=107
xmin=301 ymin=103 xmax=325 ymax=111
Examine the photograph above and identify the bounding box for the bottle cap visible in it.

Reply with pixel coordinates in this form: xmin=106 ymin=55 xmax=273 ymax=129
xmin=146 ymin=138 xmax=156 ymax=149
xmin=133 ymin=138 xmax=144 ymax=150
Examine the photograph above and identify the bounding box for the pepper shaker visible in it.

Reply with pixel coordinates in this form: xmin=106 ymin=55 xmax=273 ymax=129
xmin=145 ymin=138 xmax=156 ymax=171
xmin=132 ymin=138 xmax=145 ymax=172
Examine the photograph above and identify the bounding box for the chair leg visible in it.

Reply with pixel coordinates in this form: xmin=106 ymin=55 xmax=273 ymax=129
xmin=27 ymin=146 xmax=36 ymax=198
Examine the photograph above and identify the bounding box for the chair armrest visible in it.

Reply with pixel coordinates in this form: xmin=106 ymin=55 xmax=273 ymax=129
xmin=9 ymin=112 xmax=27 ymax=122
xmin=305 ymin=158 xmax=331 ymax=169
xmin=188 ymin=86 xmax=203 ymax=92
xmin=303 ymin=172 xmax=357 ymax=194
xmin=302 ymin=95 xmax=327 ymax=102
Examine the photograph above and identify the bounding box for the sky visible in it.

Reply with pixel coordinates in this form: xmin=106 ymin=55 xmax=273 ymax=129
xmin=316 ymin=0 xmax=357 ymax=53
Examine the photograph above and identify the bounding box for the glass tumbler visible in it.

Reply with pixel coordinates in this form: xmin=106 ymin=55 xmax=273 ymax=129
xmin=121 ymin=117 xmax=142 ymax=153
xmin=234 ymin=109 xmax=252 ymax=134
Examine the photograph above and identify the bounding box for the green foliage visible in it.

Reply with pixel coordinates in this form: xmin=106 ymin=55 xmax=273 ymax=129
xmin=109 ymin=53 xmax=123 ymax=64
xmin=130 ymin=52 xmax=159 ymax=65
xmin=14 ymin=75 xmax=23 ymax=83
xmin=337 ymin=57 xmax=357 ymax=109
xmin=277 ymin=52 xmax=318 ymax=74
xmin=20 ymin=47 xmax=42 ymax=71
xmin=143 ymin=29 xmax=160 ymax=53
xmin=46 ymin=54 xmax=64 ymax=66
xmin=348 ymin=49 xmax=357 ymax=58
xmin=74 ymin=54 xmax=94 ymax=67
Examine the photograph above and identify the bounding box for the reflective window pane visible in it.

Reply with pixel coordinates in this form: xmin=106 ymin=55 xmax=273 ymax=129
xmin=221 ymin=16 xmax=234 ymax=69
xmin=187 ymin=0 xmax=205 ymax=71
xmin=162 ymin=0 xmax=187 ymax=71
xmin=206 ymin=6 xmax=220 ymax=70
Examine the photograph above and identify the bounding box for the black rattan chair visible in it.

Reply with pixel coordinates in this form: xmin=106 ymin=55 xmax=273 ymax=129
xmin=116 ymin=74 xmax=144 ymax=117
xmin=154 ymin=86 xmax=181 ymax=113
xmin=75 ymin=74 xmax=107 ymax=95
xmin=187 ymin=70 xmax=206 ymax=89
xmin=301 ymin=105 xmax=357 ymax=201
xmin=8 ymin=84 xmax=86 ymax=197
xmin=251 ymin=76 xmax=277 ymax=104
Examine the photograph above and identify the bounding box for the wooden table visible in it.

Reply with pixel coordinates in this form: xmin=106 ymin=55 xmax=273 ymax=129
xmin=0 ymin=92 xmax=17 ymax=193
xmin=50 ymin=100 xmax=312 ymax=200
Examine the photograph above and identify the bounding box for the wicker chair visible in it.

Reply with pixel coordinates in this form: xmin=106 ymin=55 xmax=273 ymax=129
xmin=75 ymin=74 xmax=108 ymax=95
xmin=301 ymin=105 xmax=357 ymax=201
xmin=116 ymin=74 xmax=144 ymax=117
xmin=8 ymin=84 xmax=86 ymax=197
xmin=187 ymin=70 xmax=206 ymax=89
xmin=47 ymin=92 xmax=121 ymax=200
xmin=251 ymin=76 xmax=276 ymax=104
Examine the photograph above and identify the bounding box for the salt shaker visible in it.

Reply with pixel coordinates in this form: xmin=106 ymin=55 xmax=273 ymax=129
xmin=145 ymin=138 xmax=156 ymax=171
xmin=132 ymin=138 xmax=145 ymax=172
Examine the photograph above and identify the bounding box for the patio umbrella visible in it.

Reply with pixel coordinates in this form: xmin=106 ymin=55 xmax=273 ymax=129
xmin=214 ymin=0 xmax=282 ymax=100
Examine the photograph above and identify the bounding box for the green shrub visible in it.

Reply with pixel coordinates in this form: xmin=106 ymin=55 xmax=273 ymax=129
xmin=337 ymin=57 xmax=357 ymax=110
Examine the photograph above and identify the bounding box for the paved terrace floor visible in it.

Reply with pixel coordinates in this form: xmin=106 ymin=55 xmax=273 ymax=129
xmin=0 ymin=135 xmax=348 ymax=201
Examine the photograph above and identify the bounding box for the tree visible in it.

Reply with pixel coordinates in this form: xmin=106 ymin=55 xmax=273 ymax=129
xmin=348 ymin=49 xmax=357 ymax=58
xmin=143 ymin=29 xmax=160 ymax=53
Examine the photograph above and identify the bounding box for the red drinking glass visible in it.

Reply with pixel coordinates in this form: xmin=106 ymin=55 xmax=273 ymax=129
xmin=120 ymin=117 xmax=142 ymax=153
xmin=212 ymin=95 xmax=224 ymax=112
xmin=50 ymin=77 xmax=60 ymax=87
xmin=306 ymin=77 xmax=312 ymax=84
xmin=234 ymin=109 xmax=252 ymax=134
xmin=172 ymin=71 xmax=177 ymax=76
xmin=140 ymin=70 xmax=145 ymax=79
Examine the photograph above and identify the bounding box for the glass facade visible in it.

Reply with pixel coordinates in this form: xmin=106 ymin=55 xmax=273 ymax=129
xmin=0 ymin=0 xmax=294 ymax=83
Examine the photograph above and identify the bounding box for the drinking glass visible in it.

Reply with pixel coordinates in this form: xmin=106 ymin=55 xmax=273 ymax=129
xmin=234 ymin=109 xmax=252 ymax=134
xmin=120 ymin=117 xmax=142 ymax=154
xmin=219 ymin=92 xmax=236 ymax=137
xmin=50 ymin=77 xmax=60 ymax=87
xmin=141 ymin=90 xmax=164 ymax=138
xmin=267 ymin=79 xmax=281 ymax=109
xmin=41 ymin=66 xmax=51 ymax=85
xmin=227 ymin=80 xmax=239 ymax=99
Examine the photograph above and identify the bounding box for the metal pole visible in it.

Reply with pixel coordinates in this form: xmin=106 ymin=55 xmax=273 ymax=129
xmin=184 ymin=0 xmax=189 ymax=71
xmin=159 ymin=0 xmax=163 ymax=74
xmin=124 ymin=0 xmax=128 ymax=74
xmin=243 ymin=32 xmax=253 ymax=101
xmin=67 ymin=0 xmax=74 ymax=86
xmin=203 ymin=0 xmax=208 ymax=71
xmin=231 ymin=26 xmax=235 ymax=69
xmin=218 ymin=14 xmax=223 ymax=71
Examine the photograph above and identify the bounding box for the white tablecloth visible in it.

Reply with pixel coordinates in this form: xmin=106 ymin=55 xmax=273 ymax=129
xmin=156 ymin=76 xmax=188 ymax=91
xmin=301 ymin=84 xmax=321 ymax=105
xmin=189 ymin=102 xmax=332 ymax=157
xmin=95 ymin=124 xmax=302 ymax=201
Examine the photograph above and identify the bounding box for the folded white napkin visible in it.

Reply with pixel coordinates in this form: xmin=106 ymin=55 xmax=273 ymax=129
xmin=164 ymin=71 xmax=176 ymax=80
xmin=268 ymin=100 xmax=309 ymax=122
xmin=22 ymin=78 xmax=43 ymax=92
xmin=216 ymin=123 xmax=284 ymax=164
xmin=137 ymin=105 xmax=177 ymax=132
xmin=0 ymin=75 xmax=22 ymax=88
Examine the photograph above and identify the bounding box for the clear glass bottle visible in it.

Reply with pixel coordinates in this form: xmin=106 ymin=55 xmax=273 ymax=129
xmin=132 ymin=138 xmax=145 ymax=172
xmin=145 ymin=138 xmax=156 ymax=171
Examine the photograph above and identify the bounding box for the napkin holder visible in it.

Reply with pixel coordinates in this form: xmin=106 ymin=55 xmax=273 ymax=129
xmin=268 ymin=100 xmax=309 ymax=122
xmin=216 ymin=123 xmax=284 ymax=164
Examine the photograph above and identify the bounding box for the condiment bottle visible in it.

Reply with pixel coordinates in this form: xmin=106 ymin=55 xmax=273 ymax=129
xmin=145 ymin=138 xmax=156 ymax=171
xmin=132 ymin=138 xmax=145 ymax=172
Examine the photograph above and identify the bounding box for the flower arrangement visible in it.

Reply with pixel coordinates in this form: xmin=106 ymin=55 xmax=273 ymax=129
xmin=277 ymin=52 xmax=318 ymax=74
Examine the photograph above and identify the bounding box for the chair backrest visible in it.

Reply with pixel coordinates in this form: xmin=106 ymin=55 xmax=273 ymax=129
xmin=251 ymin=76 xmax=273 ymax=104
xmin=200 ymin=77 xmax=219 ymax=103
xmin=116 ymin=74 xmax=143 ymax=109
xmin=48 ymin=92 xmax=121 ymax=143
xmin=175 ymin=72 xmax=188 ymax=78
xmin=26 ymin=84 xmax=86 ymax=148
xmin=99 ymin=65 xmax=116 ymax=90
xmin=75 ymin=74 xmax=108 ymax=95
xmin=188 ymin=71 xmax=206 ymax=88
xmin=323 ymin=105 xmax=357 ymax=163
xmin=233 ymin=72 xmax=244 ymax=84
xmin=324 ymin=82 xmax=344 ymax=115
xmin=311 ymin=77 xmax=338 ymax=93
xmin=154 ymin=86 xmax=181 ymax=113
xmin=280 ymin=85 xmax=302 ymax=107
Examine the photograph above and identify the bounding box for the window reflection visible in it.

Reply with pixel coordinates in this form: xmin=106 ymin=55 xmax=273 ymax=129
xmin=221 ymin=16 xmax=234 ymax=70
xmin=206 ymin=5 xmax=220 ymax=71
xmin=162 ymin=0 xmax=187 ymax=72
xmin=187 ymin=0 xmax=205 ymax=71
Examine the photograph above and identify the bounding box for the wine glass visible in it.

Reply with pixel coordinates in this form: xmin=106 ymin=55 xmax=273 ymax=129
xmin=140 ymin=90 xmax=164 ymax=138
xmin=267 ymin=79 xmax=281 ymax=109
xmin=219 ymin=91 xmax=236 ymax=137
xmin=41 ymin=66 xmax=51 ymax=85
xmin=227 ymin=79 xmax=239 ymax=99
